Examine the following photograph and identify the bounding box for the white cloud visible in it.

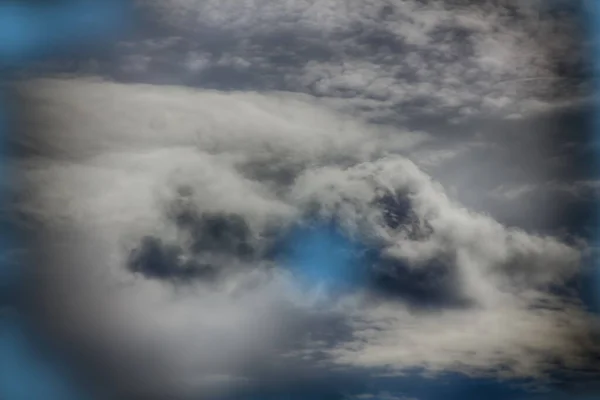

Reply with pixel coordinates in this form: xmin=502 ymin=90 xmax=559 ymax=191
xmin=14 ymin=78 xmax=597 ymax=395
xmin=289 ymin=156 xmax=581 ymax=304
xmin=329 ymin=299 xmax=593 ymax=379
xmin=491 ymin=181 xmax=600 ymax=202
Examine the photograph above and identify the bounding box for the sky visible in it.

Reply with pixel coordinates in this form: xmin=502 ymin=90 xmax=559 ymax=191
xmin=3 ymin=1 xmax=600 ymax=399
xmin=0 ymin=2 xmax=129 ymax=400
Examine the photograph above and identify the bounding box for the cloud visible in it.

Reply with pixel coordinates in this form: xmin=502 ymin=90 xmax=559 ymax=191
xmin=107 ymin=0 xmax=588 ymax=124
xmin=13 ymin=78 xmax=598 ymax=397
xmin=27 ymin=1 xmax=585 ymax=130
xmin=32 ymin=0 xmax=594 ymax=239
xmin=328 ymin=299 xmax=593 ymax=379
xmin=491 ymin=181 xmax=600 ymax=202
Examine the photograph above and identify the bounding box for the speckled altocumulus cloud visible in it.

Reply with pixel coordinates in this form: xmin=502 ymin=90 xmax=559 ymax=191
xmin=129 ymin=0 xmax=587 ymax=119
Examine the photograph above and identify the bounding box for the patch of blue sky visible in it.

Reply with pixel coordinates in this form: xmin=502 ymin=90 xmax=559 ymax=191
xmin=0 ymin=313 xmax=99 ymax=400
xmin=280 ymin=220 xmax=371 ymax=296
xmin=582 ymin=0 xmax=600 ymax=317
xmin=223 ymin=372 xmax=549 ymax=400
xmin=0 ymin=0 xmax=130 ymax=66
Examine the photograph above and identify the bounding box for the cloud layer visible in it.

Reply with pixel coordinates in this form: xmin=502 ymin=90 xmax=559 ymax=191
xmin=33 ymin=0 xmax=593 ymax=241
xmin=12 ymin=78 xmax=599 ymax=397
xmin=120 ymin=0 xmax=588 ymax=121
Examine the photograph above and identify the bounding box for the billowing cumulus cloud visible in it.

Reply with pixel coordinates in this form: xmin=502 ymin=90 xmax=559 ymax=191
xmin=12 ymin=77 xmax=599 ymax=397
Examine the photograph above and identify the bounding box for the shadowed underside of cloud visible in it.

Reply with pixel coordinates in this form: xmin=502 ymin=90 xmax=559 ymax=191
xmin=11 ymin=78 xmax=600 ymax=398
